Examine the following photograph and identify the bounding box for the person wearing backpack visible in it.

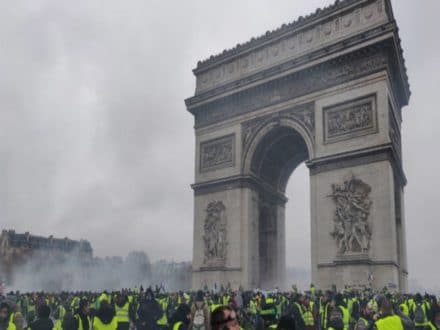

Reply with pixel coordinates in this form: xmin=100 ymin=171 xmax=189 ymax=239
xmin=169 ymin=304 xmax=191 ymax=330
xmin=412 ymin=294 xmax=430 ymax=329
xmin=189 ymin=291 xmax=210 ymax=330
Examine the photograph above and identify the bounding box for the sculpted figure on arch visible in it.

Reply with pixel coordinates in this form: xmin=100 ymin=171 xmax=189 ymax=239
xmin=330 ymin=176 xmax=373 ymax=254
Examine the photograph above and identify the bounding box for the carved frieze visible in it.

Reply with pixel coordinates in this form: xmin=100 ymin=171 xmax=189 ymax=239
xmin=329 ymin=176 xmax=373 ymax=254
xmin=194 ymin=49 xmax=387 ymax=128
xmin=200 ymin=134 xmax=235 ymax=172
xmin=203 ymin=201 xmax=228 ymax=266
xmin=324 ymin=95 xmax=377 ymax=144
xmin=195 ymin=0 xmax=387 ymax=93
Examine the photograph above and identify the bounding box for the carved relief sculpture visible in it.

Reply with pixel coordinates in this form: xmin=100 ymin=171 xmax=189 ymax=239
xmin=329 ymin=176 xmax=373 ymax=254
xmin=200 ymin=134 xmax=235 ymax=172
xmin=203 ymin=201 xmax=228 ymax=265
xmin=324 ymin=95 xmax=377 ymax=144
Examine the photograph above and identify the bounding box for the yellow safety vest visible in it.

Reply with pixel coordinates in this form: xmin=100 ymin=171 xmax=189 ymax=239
xmin=368 ymin=299 xmax=378 ymax=313
xmin=71 ymin=297 xmax=80 ymax=311
xmin=115 ymin=302 xmax=130 ymax=323
xmin=92 ymin=316 xmax=118 ymax=330
xmin=339 ymin=305 xmax=349 ymax=330
xmin=156 ymin=298 xmax=168 ymax=326
xmin=413 ymin=302 xmax=429 ymax=326
xmin=53 ymin=319 xmax=63 ymax=330
xmin=320 ymin=301 xmax=329 ymax=329
xmin=98 ymin=294 xmax=109 ymax=304
xmin=74 ymin=314 xmax=92 ymax=330
xmin=210 ymin=304 xmax=221 ymax=312
xmin=6 ymin=314 xmax=16 ymax=330
xmin=302 ymin=304 xmax=314 ymax=327
xmin=60 ymin=306 xmax=66 ymax=320
xmin=399 ymin=303 xmax=409 ymax=317
xmin=374 ymin=315 xmax=403 ymax=330
xmin=356 ymin=317 xmax=368 ymax=330
xmin=172 ymin=321 xmax=183 ymax=330
xmin=249 ymin=300 xmax=257 ymax=315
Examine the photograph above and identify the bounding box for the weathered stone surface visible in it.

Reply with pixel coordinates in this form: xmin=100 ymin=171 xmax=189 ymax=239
xmin=200 ymin=134 xmax=235 ymax=173
xmin=193 ymin=0 xmax=391 ymax=94
xmin=187 ymin=0 xmax=410 ymax=292
xmin=323 ymin=95 xmax=377 ymax=144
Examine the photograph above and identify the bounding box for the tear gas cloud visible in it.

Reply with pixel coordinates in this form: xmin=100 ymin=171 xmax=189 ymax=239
xmin=3 ymin=249 xmax=191 ymax=293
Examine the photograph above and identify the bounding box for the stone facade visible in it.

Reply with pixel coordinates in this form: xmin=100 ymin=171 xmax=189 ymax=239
xmin=0 ymin=229 xmax=93 ymax=282
xmin=186 ymin=0 xmax=410 ymax=291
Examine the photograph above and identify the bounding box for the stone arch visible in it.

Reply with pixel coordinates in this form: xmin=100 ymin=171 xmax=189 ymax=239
xmin=240 ymin=116 xmax=314 ymax=287
xmin=187 ymin=0 xmax=410 ymax=291
xmin=242 ymin=114 xmax=314 ymax=181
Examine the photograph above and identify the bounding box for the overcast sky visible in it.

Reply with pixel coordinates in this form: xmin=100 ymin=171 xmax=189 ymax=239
xmin=1 ymin=0 xmax=439 ymax=291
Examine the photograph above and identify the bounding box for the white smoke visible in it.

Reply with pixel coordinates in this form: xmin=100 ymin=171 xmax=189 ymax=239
xmin=4 ymin=249 xmax=191 ymax=293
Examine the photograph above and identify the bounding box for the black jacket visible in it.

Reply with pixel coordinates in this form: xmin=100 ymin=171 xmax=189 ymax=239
xmin=29 ymin=318 xmax=54 ymax=330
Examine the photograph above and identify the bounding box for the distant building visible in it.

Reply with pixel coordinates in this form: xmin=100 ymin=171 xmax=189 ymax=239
xmin=0 ymin=229 xmax=93 ymax=283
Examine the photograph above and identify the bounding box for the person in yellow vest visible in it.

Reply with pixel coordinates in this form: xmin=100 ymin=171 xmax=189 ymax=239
xmin=53 ymin=303 xmax=66 ymax=330
xmin=373 ymin=297 xmax=403 ymax=330
xmin=74 ymin=300 xmax=91 ymax=330
xmin=156 ymin=294 xmax=169 ymax=329
xmin=319 ymin=291 xmax=331 ymax=330
xmin=96 ymin=293 xmax=110 ymax=311
xmin=412 ymin=294 xmax=430 ymax=329
xmin=70 ymin=298 xmax=80 ymax=315
xmin=0 ymin=302 xmax=16 ymax=330
xmin=92 ymin=301 xmax=117 ymax=330
xmin=327 ymin=293 xmax=349 ymax=330
xmin=259 ymin=295 xmax=277 ymax=329
xmin=169 ymin=304 xmax=191 ymax=330
xmin=291 ymin=295 xmax=305 ymax=329
xmin=209 ymin=294 xmax=222 ymax=314
xmin=11 ymin=310 xmax=24 ymax=330
xmin=398 ymin=298 xmax=410 ymax=319
xmin=114 ymin=295 xmax=130 ymax=330
xmin=27 ymin=302 xmax=36 ymax=325
xmin=301 ymin=295 xmax=315 ymax=330
xmin=5 ymin=301 xmax=23 ymax=330
xmin=222 ymin=294 xmax=230 ymax=307
xmin=355 ymin=301 xmax=373 ymax=330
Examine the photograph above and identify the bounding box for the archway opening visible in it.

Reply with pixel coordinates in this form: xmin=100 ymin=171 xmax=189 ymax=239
xmin=249 ymin=125 xmax=310 ymax=288
xmin=285 ymin=163 xmax=311 ymax=291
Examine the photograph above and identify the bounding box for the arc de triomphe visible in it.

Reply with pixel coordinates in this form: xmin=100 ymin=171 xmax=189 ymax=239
xmin=185 ymin=0 xmax=410 ymax=291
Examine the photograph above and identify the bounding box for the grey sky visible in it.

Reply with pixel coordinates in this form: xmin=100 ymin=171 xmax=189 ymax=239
xmin=1 ymin=0 xmax=439 ymax=291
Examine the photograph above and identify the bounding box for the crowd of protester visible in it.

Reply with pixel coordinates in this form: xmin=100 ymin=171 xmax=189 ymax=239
xmin=1 ymin=284 xmax=440 ymax=330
